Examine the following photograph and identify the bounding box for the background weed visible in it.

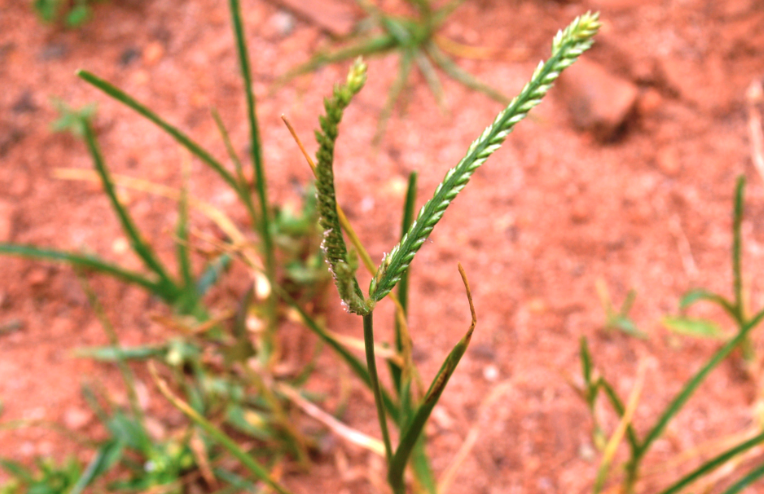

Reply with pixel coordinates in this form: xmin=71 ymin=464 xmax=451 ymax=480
xmin=279 ymin=0 xmax=510 ymax=142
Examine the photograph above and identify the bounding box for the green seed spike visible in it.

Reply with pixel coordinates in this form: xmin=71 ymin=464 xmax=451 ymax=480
xmin=369 ymin=12 xmax=601 ymax=302
xmin=315 ymin=59 xmax=373 ymax=315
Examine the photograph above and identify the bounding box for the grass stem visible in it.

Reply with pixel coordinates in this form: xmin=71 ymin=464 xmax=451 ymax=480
xmin=364 ymin=312 xmax=394 ymax=465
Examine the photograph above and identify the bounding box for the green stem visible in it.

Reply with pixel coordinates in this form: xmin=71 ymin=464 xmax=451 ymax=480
xmin=229 ymin=0 xmax=278 ymax=359
xmin=364 ymin=312 xmax=394 ymax=464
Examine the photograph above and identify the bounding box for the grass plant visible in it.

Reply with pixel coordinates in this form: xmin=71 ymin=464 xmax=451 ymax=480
xmin=152 ymin=10 xmax=601 ymax=494
xmin=279 ymin=0 xmax=511 ymax=142
xmin=33 ymin=0 xmax=104 ymax=27
xmin=577 ymin=176 xmax=764 ymax=493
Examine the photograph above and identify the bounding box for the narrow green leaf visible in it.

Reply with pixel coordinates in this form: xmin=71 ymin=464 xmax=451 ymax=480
xmin=75 ymin=345 xmax=165 ymax=361
xmin=177 ymin=169 xmax=194 ymax=291
xmin=391 ymin=171 xmax=418 ymax=395
xmin=639 ymin=307 xmax=764 ymax=459
xmin=612 ymin=315 xmax=646 ymax=339
xmin=415 ymin=51 xmax=445 ymax=111
xmin=598 ymin=378 xmax=641 ymax=456
xmin=0 ymin=244 xmax=163 ymax=298
xmin=0 ymin=459 xmax=35 ymax=483
xmin=425 ymin=41 xmax=509 ymax=105
xmin=228 ymin=0 xmax=276 ymax=293
xmin=195 ymin=254 xmax=231 ymax=297
xmin=721 ymin=461 xmax=764 ymax=494
xmin=410 ymin=439 xmax=437 ymax=494
xmin=662 ymin=316 xmax=726 ymax=340
xmin=76 ymin=70 xmax=239 ymax=192
xmin=69 ymin=440 xmax=124 ymax=494
xmin=732 ymin=176 xmax=745 ymax=321
xmin=659 ymin=431 xmax=764 ymax=494
xmin=389 ymin=314 xmax=475 ymax=492
xmin=277 ymin=35 xmax=397 ymax=85
xmin=213 ymin=467 xmax=261 ymax=494
xmin=375 ymin=49 xmax=414 ymax=145
xmin=81 ymin=121 xmax=180 ymax=299
xmin=679 ymin=288 xmax=736 ymax=317
xmin=580 ymin=337 xmax=593 ymax=386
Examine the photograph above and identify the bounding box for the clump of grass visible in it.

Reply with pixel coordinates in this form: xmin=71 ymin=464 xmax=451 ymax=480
xmin=577 ymin=176 xmax=764 ymax=493
xmin=154 ymin=10 xmax=600 ymax=494
xmin=33 ymin=0 xmax=104 ymax=27
xmin=279 ymin=0 xmax=511 ymax=142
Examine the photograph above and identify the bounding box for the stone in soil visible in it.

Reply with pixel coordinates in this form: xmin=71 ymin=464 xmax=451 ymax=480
xmin=557 ymin=58 xmax=639 ymax=141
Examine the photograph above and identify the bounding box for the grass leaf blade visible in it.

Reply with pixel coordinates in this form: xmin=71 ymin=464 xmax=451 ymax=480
xmin=640 ymin=308 xmax=764 ymax=458
xmin=82 ymin=121 xmax=179 ymax=298
xmin=0 ymin=244 xmax=163 ymax=297
xmin=721 ymin=461 xmax=764 ymax=494
xmin=659 ymin=431 xmax=764 ymax=494
xmin=76 ymin=70 xmax=239 ymax=191
xmin=388 ymin=264 xmax=476 ymax=492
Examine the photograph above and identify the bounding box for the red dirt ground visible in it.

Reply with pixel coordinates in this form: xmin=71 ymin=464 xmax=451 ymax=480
xmin=2 ymin=0 xmax=764 ymax=493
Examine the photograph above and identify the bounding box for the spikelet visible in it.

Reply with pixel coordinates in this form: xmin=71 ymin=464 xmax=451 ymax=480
xmin=315 ymin=59 xmax=373 ymax=315
xmin=369 ymin=12 xmax=601 ymax=302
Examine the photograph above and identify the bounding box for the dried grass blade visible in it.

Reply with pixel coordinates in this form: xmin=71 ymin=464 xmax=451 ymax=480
xmin=593 ymin=362 xmax=646 ymax=493
xmin=278 ymin=383 xmax=386 ymax=457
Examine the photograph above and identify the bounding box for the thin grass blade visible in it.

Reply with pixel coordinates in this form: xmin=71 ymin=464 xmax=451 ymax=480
xmin=679 ymin=288 xmax=736 ymax=317
xmin=426 ymin=42 xmax=509 ymax=104
xmin=277 ymin=35 xmax=397 ymax=86
xmin=659 ymin=430 xmax=764 ymax=494
xmin=721 ymin=461 xmax=764 ymax=494
xmin=639 ymin=308 xmax=764 ymax=459
xmin=732 ymin=176 xmax=745 ymax=320
xmin=76 ymin=70 xmax=239 ymax=191
xmin=391 ymin=171 xmax=418 ymax=395
xmin=374 ymin=49 xmax=414 ymax=144
xmin=69 ymin=439 xmax=124 ymax=494
xmin=196 ymin=254 xmax=232 ymax=297
xmin=0 ymin=243 xmax=163 ymax=295
xmin=177 ymin=162 xmax=194 ymax=295
xmin=415 ymin=51 xmax=446 ymax=111
xmin=82 ymin=120 xmax=180 ymax=299
xmin=598 ymin=378 xmax=641 ymax=454
xmin=228 ymin=0 xmax=274 ymax=278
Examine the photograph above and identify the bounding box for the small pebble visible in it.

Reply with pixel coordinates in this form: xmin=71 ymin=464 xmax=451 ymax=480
xmin=63 ymin=407 xmax=91 ymax=430
xmin=270 ymin=10 xmax=295 ymax=37
xmin=558 ymin=58 xmax=639 ymax=141
xmin=142 ymin=41 xmax=165 ymax=67
xmin=656 ymin=146 xmax=681 ymax=176
xmin=483 ymin=364 xmax=499 ymax=382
